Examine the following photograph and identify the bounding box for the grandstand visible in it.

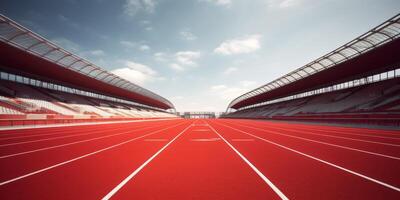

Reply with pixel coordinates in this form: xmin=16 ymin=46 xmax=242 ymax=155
xmin=223 ymin=14 xmax=400 ymax=127
xmin=0 ymin=14 xmax=177 ymax=126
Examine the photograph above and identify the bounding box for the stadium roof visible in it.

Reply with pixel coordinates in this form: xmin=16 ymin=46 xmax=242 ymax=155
xmin=228 ymin=13 xmax=400 ymax=110
xmin=0 ymin=14 xmax=174 ymax=110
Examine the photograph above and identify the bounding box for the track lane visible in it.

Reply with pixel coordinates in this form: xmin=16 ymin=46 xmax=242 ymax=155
xmin=0 ymin=118 xmax=176 ymax=137
xmin=0 ymin=120 xmax=191 ymax=199
xmin=225 ymin=120 xmax=400 ymax=158
xmin=0 ymin=120 xmax=177 ymax=156
xmin=216 ymin=120 xmax=400 ymax=186
xmin=210 ymin=119 xmax=400 ymax=199
xmin=270 ymin=123 xmax=400 ymax=141
xmin=0 ymin=119 xmax=178 ymax=144
xmin=239 ymin=119 xmax=400 ymax=137
xmin=234 ymin=119 xmax=400 ymax=145
xmin=0 ymin=122 xmax=121 ymax=137
xmin=0 ymin=118 xmax=398 ymax=199
xmin=107 ymin=120 xmax=283 ymax=200
xmin=0 ymin=122 xmax=173 ymax=159
xmin=0 ymin=120 xmax=186 ymax=184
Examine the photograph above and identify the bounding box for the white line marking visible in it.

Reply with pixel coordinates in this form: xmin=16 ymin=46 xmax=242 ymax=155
xmin=190 ymin=138 xmax=221 ymax=142
xmin=0 ymin=122 xmax=186 ymax=186
xmin=0 ymin=125 xmax=129 ymax=141
xmin=144 ymin=139 xmax=168 ymax=142
xmin=231 ymin=139 xmax=255 ymax=142
xmin=238 ymin=121 xmax=400 ymax=139
xmin=0 ymin=118 xmax=178 ymax=131
xmin=0 ymin=125 xmax=161 ymax=159
xmin=207 ymin=123 xmax=289 ymax=200
xmin=101 ymin=123 xmax=192 ymax=200
xmin=263 ymin=126 xmax=400 ymax=147
xmin=230 ymin=123 xmax=400 ymax=160
xmin=217 ymin=121 xmax=400 ymax=192
xmin=0 ymin=126 xmax=131 ymax=147
xmin=287 ymin=126 xmax=400 ymax=140
xmin=192 ymin=124 xmax=208 ymax=126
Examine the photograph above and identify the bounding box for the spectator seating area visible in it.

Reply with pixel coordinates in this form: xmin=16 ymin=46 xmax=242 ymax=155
xmin=0 ymin=80 xmax=176 ymax=120
xmin=225 ymin=78 xmax=400 ymax=125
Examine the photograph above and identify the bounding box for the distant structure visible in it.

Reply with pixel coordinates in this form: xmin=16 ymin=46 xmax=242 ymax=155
xmin=177 ymin=112 xmax=220 ymax=119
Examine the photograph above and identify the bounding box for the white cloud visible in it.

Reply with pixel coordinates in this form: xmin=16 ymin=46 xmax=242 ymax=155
xmin=267 ymin=0 xmax=302 ymax=8
xmin=120 ymin=41 xmax=151 ymax=51
xmin=139 ymin=44 xmax=150 ymax=51
xmin=154 ymin=52 xmax=168 ymax=62
xmin=180 ymin=30 xmax=197 ymax=41
xmin=210 ymin=81 xmax=257 ymax=101
xmin=141 ymin=20 xmax=151 ymax=25
xmin=154 ymin=51 xmax=201 ymax=72
xmin=125 ymin=61 xmax=156 ymax=75
xmin=239 ymin=80 xmax=257 ymax=87
xmin=120 ymin=40 xmax=136 ymax=48
xmin=89 ymin=49 xmax=105 ymax=56
xmin=123 ymin=0 xmax=157 ymax=16
xmin=211 ymin=85 xmax=228 ymax=90
xmin=111 ymin=60 xmax=160 ymax=86
xmin=175 ymin=51 xmax=201 ymax=66
xmin=169 ymin=63 xmax=185 ymax=71
xmin=169 ymin=96 xmax=184 ymax=100
xmin=223 ymin=67 xmax=238 ymax=75
xmin=201 ymin=0 xmax=232 ymax=6
xmin=214 ymin=34 xmax=262 ymax=55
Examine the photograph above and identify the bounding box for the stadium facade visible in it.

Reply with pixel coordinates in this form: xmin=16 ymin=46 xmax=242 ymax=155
xmin=224 ymin=14 xmax=400 ymax=126
xmin=0 ymin=14 xmax=177 ymax=126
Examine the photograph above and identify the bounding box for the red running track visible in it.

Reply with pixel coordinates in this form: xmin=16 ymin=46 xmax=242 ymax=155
xmin=0 ymin=118 xmax=399 ymax=199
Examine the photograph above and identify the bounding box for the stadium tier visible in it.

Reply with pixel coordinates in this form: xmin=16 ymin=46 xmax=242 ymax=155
xmin=224 ymin=14 xmax=400 ymax=126
xmin=0 ymin=14 xmax=177 ymax=126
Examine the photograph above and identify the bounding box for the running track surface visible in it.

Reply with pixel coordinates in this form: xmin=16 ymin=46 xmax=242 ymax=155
xmin=0 ymin=118 xmax=399 ymax=199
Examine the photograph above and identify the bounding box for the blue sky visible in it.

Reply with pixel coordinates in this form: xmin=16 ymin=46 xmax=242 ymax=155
xmin=1 ymin=0 xmax=399 ymax=112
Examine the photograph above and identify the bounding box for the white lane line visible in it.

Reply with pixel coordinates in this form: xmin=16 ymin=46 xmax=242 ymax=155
xmin=260 ymin=125 xmax=400 ymax=147
xmin=0 ymin=126 xmax=132 ymax=147
xmin=0 ymin=118 xmax=178 ymax=131
xmin=0 ymin=125 xmax=162 ymax=159
xmin=231 ymin=139 xmax=255 ymax=142
xmin=0 ymin=125 xmax=129 ymax=141
xmin=285 ymin=126 xmax=400 ymax=140
xmin=239 ymin=121 xmax=400 ymax=139
xmin=207 ymin=123 xmax=289 ymax=200
xmin=0 ymin=122 xmax=186 ymax=186
xmin=190 ymin=138 xmax=221 ymax=142
xmin=144 ymin=139 xmax=168 ymax=142
xmin=230 ymin=123 xmax=400 ymax=161
xmin=217 ymin=122 xmax=400 ymax=192
xmin=101 ymin=123 xmax=193 ymax=200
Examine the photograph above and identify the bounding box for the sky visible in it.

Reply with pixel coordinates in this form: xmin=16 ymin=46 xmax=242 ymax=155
xmin=1 ymin=0 xmax=399 ymax=112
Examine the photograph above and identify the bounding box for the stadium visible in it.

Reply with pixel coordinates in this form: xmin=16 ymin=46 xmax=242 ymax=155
xmin=0 ymin=1 xmax=399 ymax=200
